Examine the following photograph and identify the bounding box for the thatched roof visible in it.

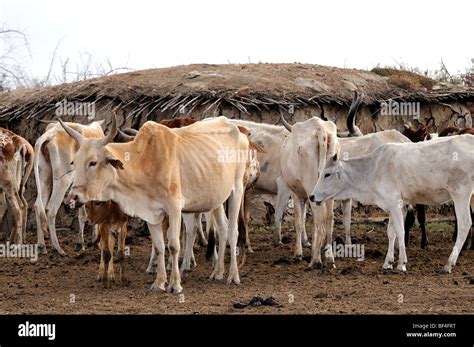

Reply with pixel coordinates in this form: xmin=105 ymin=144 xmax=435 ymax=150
xmin=0 ymin=63 xmax=473 ymax=122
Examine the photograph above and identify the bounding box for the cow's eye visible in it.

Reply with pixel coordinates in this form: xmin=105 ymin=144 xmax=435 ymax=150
xmin=94 ymin=201 xmax=102 ymax=206
xmin=89 ymin=161 xmax=97 ymax=167
xmin=324 ymin=173 xmax=331 ymax=178
xmin=70 ymin=161 xmax=74 ymax=166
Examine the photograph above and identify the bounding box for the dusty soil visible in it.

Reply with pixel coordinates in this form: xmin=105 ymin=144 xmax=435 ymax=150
xmin=0 ymin=220 xmax=472 ymax=315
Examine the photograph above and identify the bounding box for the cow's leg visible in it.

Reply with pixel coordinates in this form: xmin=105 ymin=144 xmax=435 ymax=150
xmin=323 ymin=199 xmax=335 ymax=269
xmin=19 ymin=187 xmax=28 ymax=243
xmin=75 ymin=206 xmax=87 ymax=252
xmin=5 ymin=188 xmax=23 ymax=244
xmin=210 ymin=205 xmax=229 ymax=281
xmin=180 ymin=213 xmax=197 ymax=274
xmin=167 ymin=208 xmax=183 ymax=294
xmin=404 ymin=205 xmax=415 ymax=246
xmin=291 ymin=192 xmax=305 ymax=260
xmin=242 ymin=190 xmax=253 ymax=253
xmin=34 ymin=194 xmax=49 ymax=254
xmin=308 ymin=202 xmax=325 ymax=269
xmin=148 ymin=219 xmax=167 ymax=292
xmin=342 ymin=199 xmax=352 ymax=245
xmin=416 ymin=204 xmax=428 ymax=249
xmin=227 ymin=182 xmax=244 ymax=285
xmin=117 ymin=223 xmax=127 ymax=284
xmin=97 ymin=225 xmax=107 ymax=283
xmin=390 ymin=207 xmax=407 ymax=272
xmin=442 ymin=194 xmax=472 ymax=273
xmin=301 ymin=202 xmax=311 ymax=247
xmin=106 ymin=231 xmax=115 ymax=286
xmin=146 ymin=245 xmax=157 ymax=274
xmin=196 ymin=213 xmax=207 ymax=247
xmin=45 ymin=177 xmax=71 ymax=256
xmin=383 ymin=218 xmax=396 ymax=270
xmin=274 ymin=176 xmax=290 ymax=245
xmin=34 ymin=157 xmax=51 ymax=254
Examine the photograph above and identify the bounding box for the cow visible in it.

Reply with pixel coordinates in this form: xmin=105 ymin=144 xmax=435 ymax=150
xmin=146 ymin=117 xmax=263 ymax=274
xmin=84 ymin=200 xmax=128 ymax=288
xmin=0 ymin=128 xmax=34 ymax=244
xmin=403 ymin=123 xmax=474 ymax=249
xmin=34 ymin=120 xmax=105 ymax=255
xmin=438 ymin=126 xmax=474 ymax=250
xmin=310 ymin=135 xmax=474 ymax=273
xmin=60 ymin=115 xmax=249 ymax=293
xmin=280 ymin=114 xmax=340 ymax=268
xmin=230 ymin=93 xmax=363 ymax=246
xmin=337 ymin=130 xmax=411 ymax=244
xmin=401 ymin=121 xmax=435 ymax=249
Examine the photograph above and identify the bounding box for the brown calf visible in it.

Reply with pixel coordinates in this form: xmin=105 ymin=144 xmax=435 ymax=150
xmin=85 ymin=200 xmax=128 ymax=288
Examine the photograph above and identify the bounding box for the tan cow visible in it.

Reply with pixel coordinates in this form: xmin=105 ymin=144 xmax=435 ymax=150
xmin=34 ymin=120 xmax=105 ymax=255
xmin=61 ymin=115 xmax=248 ymax=293
xmin=0 ymin=128 xmax=34 ymax=244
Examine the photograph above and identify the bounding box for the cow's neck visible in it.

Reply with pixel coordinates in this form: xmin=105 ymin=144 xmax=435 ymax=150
xmin=343 ymin=155 xmax=378 ymax=205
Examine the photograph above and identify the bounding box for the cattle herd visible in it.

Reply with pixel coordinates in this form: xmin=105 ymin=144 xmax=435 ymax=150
xmin=1 ymin=92 xmax=473 ymax=294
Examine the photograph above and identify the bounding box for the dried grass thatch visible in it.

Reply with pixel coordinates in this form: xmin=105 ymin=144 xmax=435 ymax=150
xmin=0 ymin=63 xmax=473 ymax=123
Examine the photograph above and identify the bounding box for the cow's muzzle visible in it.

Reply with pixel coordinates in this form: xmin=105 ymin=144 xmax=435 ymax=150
xmin=309 ymin=195 xmax=322 ymax=206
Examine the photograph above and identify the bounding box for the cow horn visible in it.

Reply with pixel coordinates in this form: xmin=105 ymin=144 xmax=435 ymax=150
xmin=59 ymin=118 xmax=85 ymax=145
xmin=102 ymin=114 xmax=118 ymax=145
xmin=115 ymin=129 xmax=134 ymax=143
xmin=347 ymin=91 xmax=363 ymax=136
xmin=280 ymin=111 xmax=292 ymax=132
xmin=122 ymin=127 xmax=139 ymax=136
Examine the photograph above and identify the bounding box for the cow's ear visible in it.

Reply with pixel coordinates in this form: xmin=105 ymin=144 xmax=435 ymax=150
xmin=106 ymin=157 xmax=124 ymax=170
xmin=331 ymin=153 xmax=338 ymax=162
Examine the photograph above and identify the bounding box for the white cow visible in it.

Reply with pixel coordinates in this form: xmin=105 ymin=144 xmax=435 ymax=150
xmin=34 ymin=120 xmax=105 ymax=255
xmin=337 ymin=130 xmax=411 ymax=244
xmin=310 ymin=135 xmax=474 ymax=273
xmin=280 ymin=115 xmax=340 ymax=268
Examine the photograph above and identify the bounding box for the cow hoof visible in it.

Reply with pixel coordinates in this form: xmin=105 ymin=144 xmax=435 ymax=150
xmin=440 ymin=266 xmax=452 ymax=274
xmin=227 ymin=277 xmax=241 ymax=285
xmin=38 ymin=245 xmax=47 ymax=255
xmin=166 ymin=284 xmax=183 ymax=294
xmin=150 ymin=282 xmax=166 ymax=292
xmin=146 ymin=265 xmax=157 ymax=274
xmin=309 ymin=261 xmax=322 ymax=270
xmin=293 ymin=255 xmax=303 ymax=263
xmin=74 ymin=243 xmax=85 ymax=252
xmin=209 ymin=271 xmax=224 ymax=281
xmin=56 ymin=249 xmax=67 ymax=257
xmin=323 ymin=263 xmax=336 ymax=273
xmin=198 ymin=240 xmax=208 ymax=247
xmin=396 ymin=265 xmax=407 ymax=273
xmin=246 ymin=246 xmax=254 ymax=254
xmin=303 ymin=241 xmax=311 ymax=248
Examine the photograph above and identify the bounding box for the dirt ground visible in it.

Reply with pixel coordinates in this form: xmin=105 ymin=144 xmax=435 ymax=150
xmin=0 ymin=218 xmax=472 ymax=315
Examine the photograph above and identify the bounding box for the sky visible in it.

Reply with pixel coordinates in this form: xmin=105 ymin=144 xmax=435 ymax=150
xmin=1 ymin=0 xmax=473 ymax=84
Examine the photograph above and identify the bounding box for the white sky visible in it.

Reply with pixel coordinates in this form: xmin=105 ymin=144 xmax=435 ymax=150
xmin=1 ymin=0 xmax=473 ymax=82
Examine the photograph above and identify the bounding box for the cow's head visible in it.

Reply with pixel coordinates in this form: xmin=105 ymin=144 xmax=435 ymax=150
xmin=60 ymin=115 xmax=124 ymax=207
xmin=84 ymin=200 xmax=113 ymax=225
xmin=309 ymin=153 xmax=346 ymax=205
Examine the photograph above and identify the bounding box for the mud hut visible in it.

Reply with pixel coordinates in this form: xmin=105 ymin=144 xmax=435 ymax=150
xmin=0 ymin=63 xmax=473 ymax=236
